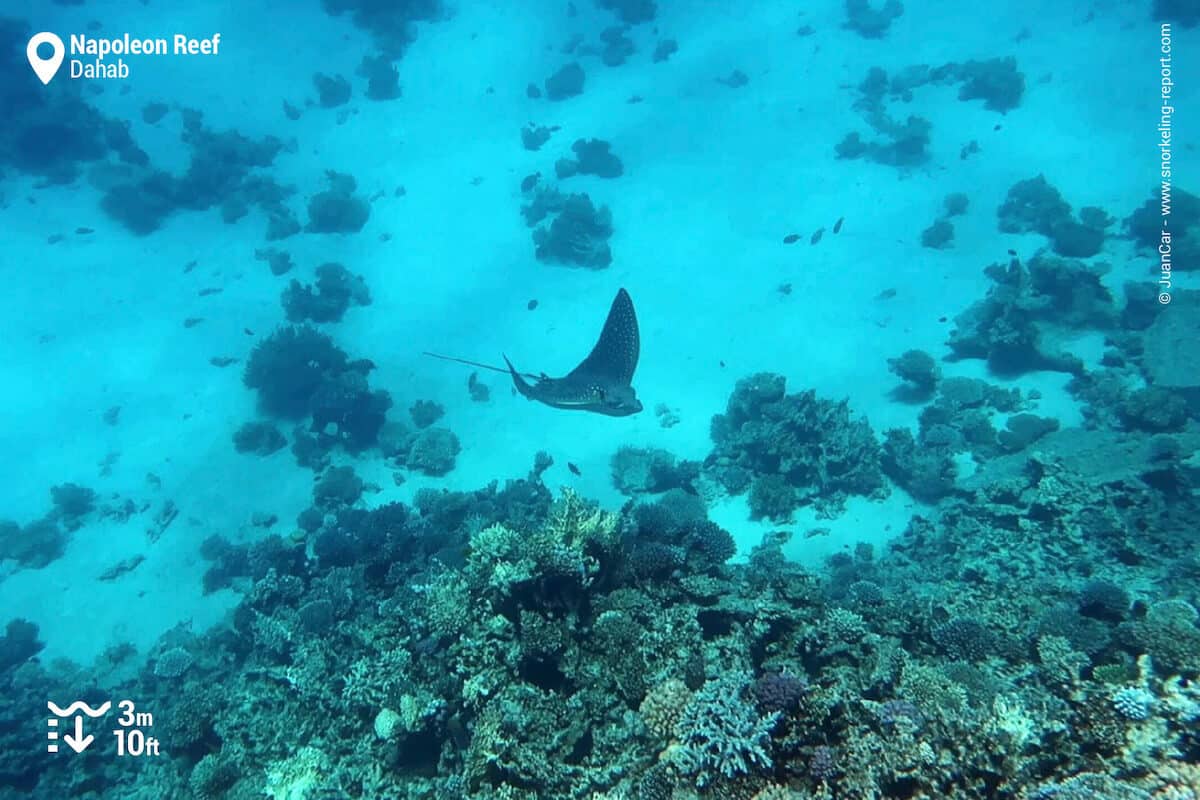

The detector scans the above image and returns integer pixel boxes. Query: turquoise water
[1,1,1197,798]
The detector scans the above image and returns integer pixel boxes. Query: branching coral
[669,671,780,787]
[464,490,619,615]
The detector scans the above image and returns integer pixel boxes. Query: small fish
[833,217,844,234]
[76,227,94,235]
[777,283,792,295]
[198,287,222,297]
[468,371,490,402]
[520,172,540,192]
[1007,249,1017,256]
[810,228,824,245]
[719,360,726,368]
[938,316,948,323]
[875,288,897,300]
[567,462,581,476]
[783,233,800,244]
[527,299,538,310]
[804,527,831,539]
[244,328,255,336]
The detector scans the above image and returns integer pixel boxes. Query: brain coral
[639,678,690,740]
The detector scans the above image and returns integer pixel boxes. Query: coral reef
[401,427,462,476]
[1128,186,1198,270]
[233,421,288,456]
[312,72,351,107]
[944,192,969,216]
[598,26,636,66]
[545,62,586,101]
[670,671,780,787]
[8,429,1199,799]
[255,247,295,276]
[653,38,678,62]
[359,53,403,100]
[305,170,371,233]
[997,175,1109,257]
[555,138,624,179]
[50,483,96,530]
[921,218,955,249]
[610,446,699,495]
[319,0,443,57]
[944,56,1025,112]
[597,0,656,24]
[0,619,44,672]
[243,325,350,418]
[0,517,68,570]
[530,192,614,269]
[946,255,1116,376]
[882,376,1025,501]
[242,325,392,459]
[1139,288,1200,408]
[997,413,1059,452]
[409,400,445,429]
[840,57,1022,171]
[521,123,558,151]
[887,348,941,401]
[0,18,147,188]
[281,262,372,324]
[844,0,904,39]
[706,373,886,518]
[100,118,292,237]
[309,368,394,453]
[835,114,931,167]
[7,14,1198,795]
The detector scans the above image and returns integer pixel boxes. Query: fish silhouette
[424,288,642,417]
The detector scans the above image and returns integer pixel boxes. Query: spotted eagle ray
[424,288,642,417]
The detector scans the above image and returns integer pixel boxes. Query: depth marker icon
[27,32,65,84]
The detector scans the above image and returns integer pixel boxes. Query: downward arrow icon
[63,716,93,754]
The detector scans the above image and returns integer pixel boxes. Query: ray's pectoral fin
[566,287,640,386]
[559,287,643,416]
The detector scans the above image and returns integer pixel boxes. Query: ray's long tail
[423,351,539,380]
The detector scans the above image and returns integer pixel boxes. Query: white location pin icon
[27,32,65,85]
